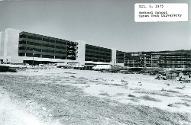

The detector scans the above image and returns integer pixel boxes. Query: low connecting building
[124,51,191,68]
[0,28,191,68]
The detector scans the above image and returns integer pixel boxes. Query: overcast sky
[0,0,190,52]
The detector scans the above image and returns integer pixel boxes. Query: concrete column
[112,48,116,65]
[75,40,86,67]
[0,32,3,59]
[3,28,21,63]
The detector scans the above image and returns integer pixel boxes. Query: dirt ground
[0,68,191,125]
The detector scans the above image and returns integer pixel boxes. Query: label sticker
[135,3,188,22]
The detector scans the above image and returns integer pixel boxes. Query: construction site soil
[0,68,190,125]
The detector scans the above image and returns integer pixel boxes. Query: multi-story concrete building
[158,52,191,68]
[124,51,191,68]
[116,50,125,64]
[124,52,143,67]
[18,31,78,64]
[0,28,79,65]
[85,44,112,63]
[0,28,190,68]
[0,28,124,66]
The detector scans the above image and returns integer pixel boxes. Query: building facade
[0,28,121,66]
[124,52,143,67]
[116,50,125,63]
[0,28,190,68]
[124,51,191,68]
[85,44,112,64]
[18,31,78,64]
[158,53,191,68]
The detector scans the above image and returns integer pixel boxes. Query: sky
[0,0,190,52]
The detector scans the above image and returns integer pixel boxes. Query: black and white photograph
[0,0,191,125]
